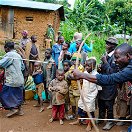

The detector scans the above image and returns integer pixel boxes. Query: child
[29,35,39,74]
[70,57,101,132]
[62,60,71,119]
[52,36,64,68]
[32,62,44,112]
[58,42,71,69]
[49,69,68,125]
[42,48,56,109]
[66,53,84,119]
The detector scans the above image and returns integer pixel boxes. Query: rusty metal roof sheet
[0,0,65,20]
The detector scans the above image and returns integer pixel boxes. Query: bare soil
[0,100,129,132]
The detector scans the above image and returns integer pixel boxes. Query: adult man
[0,41,25,117]
[97,37,119,130]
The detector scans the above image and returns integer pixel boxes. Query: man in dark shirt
[97,37,119,130]
[72,43,132,87]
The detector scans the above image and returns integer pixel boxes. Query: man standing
[97,37,119,130]
[0,41,25,117]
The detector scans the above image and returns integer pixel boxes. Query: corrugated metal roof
[0,0,65,20]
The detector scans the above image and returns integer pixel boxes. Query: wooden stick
[75,33,99,132]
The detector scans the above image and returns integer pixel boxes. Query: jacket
[48,78,68,105]
[0,50,25,87]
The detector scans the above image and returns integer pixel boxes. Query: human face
[45,50,51,59]
[106,42,116,53]
[72,59,80,66]
[76,42,81,50]
[85,61,94,73]
[59,37,64,44]
[34,63,40,71]
[62,43,68,50]
[22,33,27,38]
[63,62,70,72]
[4,47,9,53]
[56,71,64,81]
[114,49,130,68]
[32,36,37,43]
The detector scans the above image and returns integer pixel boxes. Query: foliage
[32,0,58,3]
[65,0,98,32]
[0,50,5,58]
[105,0,132,34]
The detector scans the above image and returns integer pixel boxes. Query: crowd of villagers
[0,30,131,132]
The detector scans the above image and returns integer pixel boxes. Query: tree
[66,0,98,32]
[105,0,132,34]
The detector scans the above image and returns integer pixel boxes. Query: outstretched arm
[72,69,97,83]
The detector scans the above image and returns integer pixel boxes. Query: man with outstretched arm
[72,43,132,84]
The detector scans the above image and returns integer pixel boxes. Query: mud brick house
[0,0,64,48]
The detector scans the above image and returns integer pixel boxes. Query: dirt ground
[0,100,129,132]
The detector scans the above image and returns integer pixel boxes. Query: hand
[101,55,108,64]
[56,86,61,91]
[72,69,82,80]
[97,64,102,73]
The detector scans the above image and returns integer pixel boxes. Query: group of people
[0,30,131,132]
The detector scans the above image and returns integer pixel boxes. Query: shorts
[36,83,44,97]
[78,107,87,117]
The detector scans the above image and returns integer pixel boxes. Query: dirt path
[0,100,128,132]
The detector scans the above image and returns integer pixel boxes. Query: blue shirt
[96,59,132,86]
[68,42,93,54]
[33,73,44,85]
[52,43,62,66]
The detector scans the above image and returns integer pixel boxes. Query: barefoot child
[63,60,71,119]
[32,62,44,112]
[49,69,68,125]
[66,53,84,119]
[70,57,101,132]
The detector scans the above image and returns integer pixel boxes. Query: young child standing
[49,69,68,125]
[62,60,71,119]
[29,35,39,74]
[42,48,56,109]
[32,62,44,112]
[58,42,71,69]
[70,57,101,132]
[66,53,84,119]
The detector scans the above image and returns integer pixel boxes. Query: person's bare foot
[69,120,79,125]
[33,104,40,107]
[49,118,54,123]
[60,119,64,125]
[47,105,52,109]
[86,125,92,132]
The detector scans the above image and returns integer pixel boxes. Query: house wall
[13,8,61,49]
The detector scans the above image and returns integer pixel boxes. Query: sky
[68,0,105,10]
